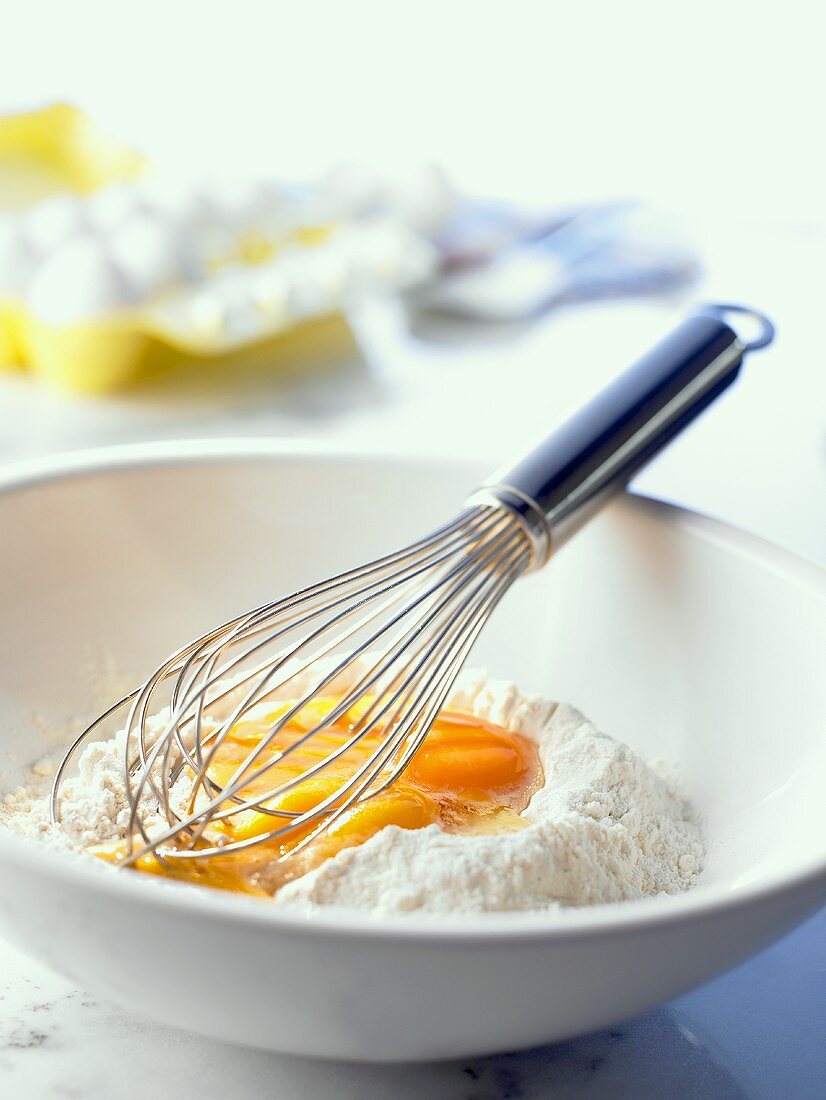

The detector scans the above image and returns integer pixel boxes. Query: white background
[2,0,824,564]
[0,7,825,1096]
[0,0,824,561]
[3,0,825,226]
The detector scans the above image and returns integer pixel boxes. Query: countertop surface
[0,219,824,1098]
[1,909,824,1099]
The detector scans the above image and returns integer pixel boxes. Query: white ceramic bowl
[0,441,824,1062]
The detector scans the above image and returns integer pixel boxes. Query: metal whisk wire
[128,503,528,863]
[49,306,774,871]
[52,502,531,865]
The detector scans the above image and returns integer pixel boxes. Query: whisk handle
[480,304,775,565]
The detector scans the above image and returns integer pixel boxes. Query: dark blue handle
[487,313,748,551]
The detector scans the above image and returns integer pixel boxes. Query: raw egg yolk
[96,696,542,895]
[405,714,533,798]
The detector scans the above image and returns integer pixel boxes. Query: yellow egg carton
[11,308,356,394]
[0,102,146,208]
[0,104,437,393]
[0,102,144,377]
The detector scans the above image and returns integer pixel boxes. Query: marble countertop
[1,219,824,1097]
[2,911,824,1099]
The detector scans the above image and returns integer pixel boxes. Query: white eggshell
[284,276,324,319]
[195,179,281,233]
[294,248,348,315]
[254,180,294,228]
[107,212,187,297]
[0,217,38,296]
[174,289,224,334]
[221,298,261,338]
[323,221,436,296]
[382,228,439,287]
[83,182,145,231]
[312,252,348,302]
[27,233,138,323]
[324,223,394,290]
[205,271,262,337]
[138,175,201,225]
[318,161,383,218]
[19,194,85,255]
[250,266,290,315]
[131,177,293,266]
[181,192,237,265]
[382,163,457,236]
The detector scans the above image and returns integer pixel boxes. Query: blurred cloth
[314,161,699,321]
[413,197,699,321]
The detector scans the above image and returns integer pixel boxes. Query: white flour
[0,668,703,914]
[0,720,204,851]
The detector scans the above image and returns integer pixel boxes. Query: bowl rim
[0,437,824,945]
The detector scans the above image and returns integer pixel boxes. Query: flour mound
[0,714,200,850]
[274,700,703,914]
[1,668,703,914]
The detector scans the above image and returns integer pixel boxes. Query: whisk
[51,303,774,867]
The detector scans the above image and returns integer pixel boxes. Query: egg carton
[0,172,441,391]
[0,102,146,204]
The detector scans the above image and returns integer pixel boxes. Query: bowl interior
[1,448,824,902]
